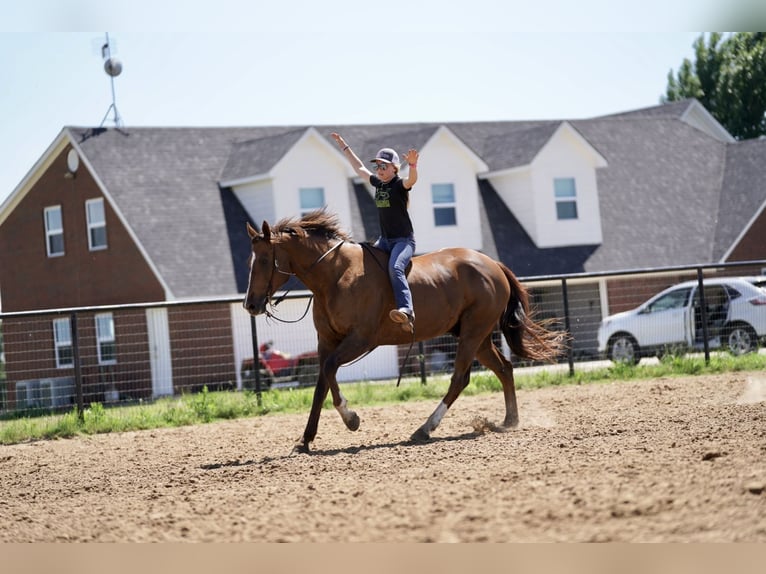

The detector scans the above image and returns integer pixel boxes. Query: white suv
[598,277,766,364]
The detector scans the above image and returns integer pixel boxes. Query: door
[146,308,173,397]
[634,286,692,347]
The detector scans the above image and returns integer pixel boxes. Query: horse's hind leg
[475,335,518,427]
[411,336,477,442]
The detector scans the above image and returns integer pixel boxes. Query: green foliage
[664,32,766,140]
[1,352,764,445]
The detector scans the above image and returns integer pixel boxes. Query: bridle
[258,235,345,323]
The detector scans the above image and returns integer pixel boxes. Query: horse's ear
[246,222,258,239]
[261,221,272,243]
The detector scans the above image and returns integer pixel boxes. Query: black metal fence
[1,259,764,417]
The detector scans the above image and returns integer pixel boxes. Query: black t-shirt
[370,174,413,239]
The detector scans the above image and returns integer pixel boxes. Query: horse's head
[243,220,293,315]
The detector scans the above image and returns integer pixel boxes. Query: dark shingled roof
[61,98,766,297]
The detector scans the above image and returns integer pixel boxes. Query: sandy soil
[1,372,764,542]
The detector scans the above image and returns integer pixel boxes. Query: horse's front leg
[294,336,369,453]
[326,335,373,432]
[294,374,330,454]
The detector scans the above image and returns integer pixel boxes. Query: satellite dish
[104,57,122,77]
[66,149,79,174]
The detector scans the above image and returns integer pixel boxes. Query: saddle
[360,242,414,275]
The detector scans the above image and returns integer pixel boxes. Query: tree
[663,32,766,140]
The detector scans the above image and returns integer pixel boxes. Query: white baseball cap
[370,148,400,166]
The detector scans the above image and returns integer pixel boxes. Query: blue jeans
[374,235,415,313]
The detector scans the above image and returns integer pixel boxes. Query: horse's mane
[273,209,352,242]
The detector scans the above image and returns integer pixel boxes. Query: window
[86,198,107,250]
[554,178,578,220]
[53,317,73,368]
[299,187,325,216]
[44,206,65,257]
[432,183,457,226]
[95,313,116,364]
[646,288,692,313]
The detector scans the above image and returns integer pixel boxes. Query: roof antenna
[99,33,123,128]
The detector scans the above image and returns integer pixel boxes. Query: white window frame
[86,198,108,251]
[44,205,65,257]
[554,178,578,220]
[431,183,457,227]
[53,317,74,369]
[95,313,116,365]
[299,187,326,216]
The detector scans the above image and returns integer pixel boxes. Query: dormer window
[432,183,457,226]
[554,178,578,220]
[299,187,326,216]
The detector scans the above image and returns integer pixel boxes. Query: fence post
[561,278,575,377]
[696,269,711,365]
[418,341,427,385]
[249,315,263,406]
[71,312,84,421]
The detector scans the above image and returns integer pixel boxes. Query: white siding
[487,168,538,243]
[531,127,603,247]
[233,179,276,224]
[408,129,484,253]
[271,134,353,232]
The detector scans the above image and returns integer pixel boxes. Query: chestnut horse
[244,210,565,453]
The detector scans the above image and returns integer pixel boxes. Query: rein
[265,239,345,323]
[263,237,416,383]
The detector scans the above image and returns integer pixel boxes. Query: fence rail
[2,259,764,416]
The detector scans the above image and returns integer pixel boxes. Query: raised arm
[331,133,373,182]
[402,148,419,189]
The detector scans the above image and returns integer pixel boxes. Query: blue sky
[1,1,759,205]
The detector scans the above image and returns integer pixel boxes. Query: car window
[646,287,692,312]
[724,285,742,300]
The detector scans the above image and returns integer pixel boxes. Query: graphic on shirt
[376,189,391,208]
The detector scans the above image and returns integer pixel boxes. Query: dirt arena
[1,372,764,542]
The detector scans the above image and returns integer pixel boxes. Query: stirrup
[389,308,414,332]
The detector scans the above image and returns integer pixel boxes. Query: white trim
[428,126,489,173]
[52,316,74,369]
[66,131,175,300]
[680,100,736,143]
[85,197,108,251]
[0,130,70,226]
[478,164,532,179]
[598,278,610,319]
[95,312,117,365]
[219,172,272,188]
[43,204,65,257]
[720,198,766,262]
[542,122,608,168]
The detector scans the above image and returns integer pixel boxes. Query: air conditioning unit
[38,377,75,408]
[15,377,75,410]
[15,380,40,409]
[15,380,31,409]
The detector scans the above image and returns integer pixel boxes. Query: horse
[243,209,565,453]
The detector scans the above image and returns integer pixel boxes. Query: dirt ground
[1,372,764,542]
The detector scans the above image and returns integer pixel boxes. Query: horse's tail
[498,262,568,363]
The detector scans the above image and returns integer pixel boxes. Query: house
[1,98,764,406]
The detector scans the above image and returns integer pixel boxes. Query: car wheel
[294,364,318,386]
[608,334,640,365]
[726,323,757,356]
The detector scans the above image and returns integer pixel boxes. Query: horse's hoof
[503,417,519,429]
[410,427,431,443]
[345,412,360,431]
[292,439,311,455]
